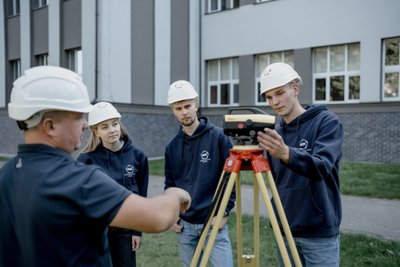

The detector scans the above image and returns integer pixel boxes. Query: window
[208,0,239,13]
[313,43,360,103]
[32,0,48,9]
[382,37,400,101]
[35,54,48,66]
[66,48,82,76]
[207,57,239,106]
[7,0,20,16]
[10,59,21,82]
[255,50,294,104]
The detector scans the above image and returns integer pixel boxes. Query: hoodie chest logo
[299,139,309,150]
[124,164,137,177]
[200,150,211,163]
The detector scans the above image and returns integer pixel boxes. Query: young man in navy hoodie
[164,80,235,267]
[257,63,344,267]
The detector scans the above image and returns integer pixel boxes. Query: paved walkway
[147,175,400,241]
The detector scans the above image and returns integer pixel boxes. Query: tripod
[190,145,302,267]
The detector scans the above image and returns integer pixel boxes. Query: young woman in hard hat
[78,102,149,267]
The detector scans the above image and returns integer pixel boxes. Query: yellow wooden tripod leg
[265,171,302,267]
[235,173,244,267]
[254,172,292,267]
[198,171,237,267]
[190,170,228,267]
[253,175,260,267]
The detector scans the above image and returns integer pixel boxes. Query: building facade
[0,0,399,163]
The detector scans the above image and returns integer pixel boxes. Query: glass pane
[68,51,76,71]
[348,43,360,71]
[270,52,282,63]
[233,83,239,103]
[8,0,13,15]
[385,38,400,66]
[330,45,345,72]
[330,76,344,101]
[222,0,227,10]
[16,0,20,13]
[283,51,294,66]
[221,84,230,104]
[349,76,360,100]
[315,78,326,100]
[257,82,266,102]
[232,58,239,79]
[256,54,268,76]
[314,47,328,73]
[210,0,218,11]
[220,59,230,80]
[210,85,218,104]
[384,72,399,97]
[208,60,218,81]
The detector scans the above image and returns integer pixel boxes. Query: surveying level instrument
[190,108,302,267]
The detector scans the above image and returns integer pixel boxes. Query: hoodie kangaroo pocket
[278,186,323,230]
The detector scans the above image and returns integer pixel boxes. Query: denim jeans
[177,219,233,267]
[108,227,136,267]
[277,235,340,267]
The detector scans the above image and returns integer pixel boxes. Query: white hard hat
[167,80,198,104]
[259,62,302,95]
[88,102,121,126]
[8,66,93,123]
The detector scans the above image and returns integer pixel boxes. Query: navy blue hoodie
[269,105,343,238]
[164,117,235,224]
[77,136,149,236]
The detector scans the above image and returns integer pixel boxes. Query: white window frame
[207,58,239,107]
[33,0,48,9]
[255,50,294,105]
[66,48,82,76]
[382,37,400,102]
[35,53,48,66]
[207,0,238,13]
[312,43,360,104]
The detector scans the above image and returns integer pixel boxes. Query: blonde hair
[80,119,130,153]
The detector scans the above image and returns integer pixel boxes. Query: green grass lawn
[137,214,400,267]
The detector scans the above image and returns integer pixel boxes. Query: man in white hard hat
[164,80,235,267]
[0,66,191,267]
[257,62,343,267]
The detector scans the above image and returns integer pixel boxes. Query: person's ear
[292,84,300,96]
[42,118,57,136]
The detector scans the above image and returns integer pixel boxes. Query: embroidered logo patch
[124,164,136,177]
[299,139,309,150]
[200,150,211,163]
